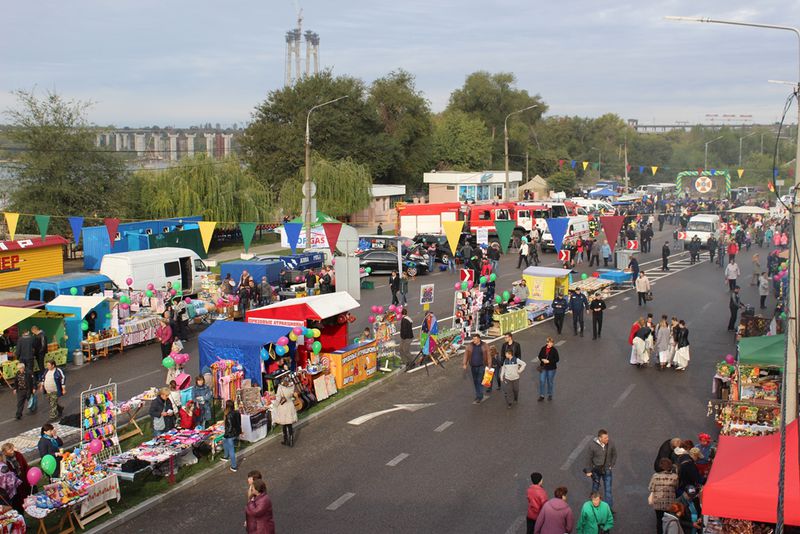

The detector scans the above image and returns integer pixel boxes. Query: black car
[413,233,472,264]
[357,249,428,277]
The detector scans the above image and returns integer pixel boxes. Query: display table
[80,336,122,360]
[570,277,613,295]
[0,509,25,534]
[597,269,631,285]
[25,498,82,534]
[74,475,120,529]
[119,315,160,348]
[493,308,528,334]
[241,411,270,443]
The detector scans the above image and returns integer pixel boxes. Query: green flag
[34,214,50,240]
[239,222,257,252]
[495,220,516,254]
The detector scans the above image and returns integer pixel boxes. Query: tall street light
[703,135,723,169]
[590,147,602,175]
[665,15,800,532]
[304,95,348,246]
[504,105,539,201]
[738,131,758,166]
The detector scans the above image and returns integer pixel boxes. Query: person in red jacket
[245,479,275,534]
[727,240,739,263]
[178,400,200,429]
[526,472,548,534]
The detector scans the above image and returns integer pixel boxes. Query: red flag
[104,218,121,244]
[697,168,703,175]
[768,181,775,193]
[600,216,625,253]
[321,222,342,255]
[558,159,565,169]
[625,164,631,174]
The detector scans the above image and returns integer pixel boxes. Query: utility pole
[525,150,529,182]
[504,105,538,201]
[623,132,629,192]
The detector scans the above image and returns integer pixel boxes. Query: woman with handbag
[649,458,679,534]
[273,376,299,447]
[575,491,613,534]
[148,388,176,437]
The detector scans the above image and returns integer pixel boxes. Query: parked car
[412,233,471,264]
[99,247,210,295]
[356,249,428,277]
[26,273,118,303]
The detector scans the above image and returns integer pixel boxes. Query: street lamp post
[590,147,602,175]
[703,135,724,169]
[504,105,539,201]
[738,131,758,166]
[665,15,800,532]
[304,95,348,247]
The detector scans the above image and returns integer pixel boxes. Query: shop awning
[738,334,785,368]
[248,293,359,322]
[522,266,572,278]
[0,306,39,332]
[703,420,800,525]
[46,295,108,319]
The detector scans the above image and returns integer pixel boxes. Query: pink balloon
[377,306,384,314]
[125,278,134,287]
[331,258,336,265]
[184,297,192,304]
[725,354,735,364]
[454,282,461,290]
[359,267,365,273]
[467,281,474,289]
[368,315,376,323]
[774,275,781,281]
[169,289,177,296]
[371,305,378,313]
[146,283,155,291]
[89,439,103,455]
[27,467,42,486]
[292,326,303,336]
[277,336,289,346]
[388,305,396,312]
[216,299,225,307]
[121,303,129,310]
[395,306,403,314]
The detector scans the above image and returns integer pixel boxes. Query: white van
[99,247,210,294]
[540,216,591,252]
[683,214,720,248]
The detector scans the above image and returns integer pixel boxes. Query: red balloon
[592,272,600,278]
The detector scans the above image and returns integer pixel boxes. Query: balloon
[359,268,365,273]
[119,295,129,304]
[302,328,311,337]
[69,287,78,296]
[295,276,301,282]
[388,304,396,312]
[461,281,468,290]
[169,289,177,296]
[288,332,297,341]
[292,326,303,336]
[365,267,372,274]
[454,282,461,290]
[495,295,502,304]
[332,258,336,265]
[27,467,42,486]
[725,354,735,364]
[145,290,154,298]
[513,297,521,303]
[502,290,510,301]
[41,455,57,476]
[312,341,322,354]
[774,275,781,281]
[489,273,497,282]
[592,272,600,278]
[276,337,289,346]
[81,320,89,331]
[147,283,155,290]
[467,281,474,289]
[121,303,129,310]
[176,290,183,297]
[354,337,360,343]
[184,297,192,304]
[125,278,134,287]
[337,315,346,324]
[89,439,103,455]
[781,312,787,320]
[368,315,376,323]
[275,344,287,356]
[479,276,487,285]
[348,315,356,323]
[371,305,379,313]
[173,281,181,290]
[581,273,588,280]
[162,357,175,369]
[312,328,321,338]
[396,306,403,314]
[105,313,111,319]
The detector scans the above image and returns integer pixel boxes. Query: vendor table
[73,475,120,529]
[0,509,25,534]
[80,336,122,360]
[492,308,528,334]
[25,497,83,534]
[597,269,631,286]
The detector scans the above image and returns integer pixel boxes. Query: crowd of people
[627,314,691,371]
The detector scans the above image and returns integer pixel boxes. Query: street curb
[86,368,402,533]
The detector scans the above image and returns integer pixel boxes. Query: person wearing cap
[677,485,703,534]
[526,472,547,534]
[695,433,716,482]
[568,287,589,337]
[462,333,490,404]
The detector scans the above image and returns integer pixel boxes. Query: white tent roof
[728,206,770,215]
[47,295,108,319]
[249,292,359,320]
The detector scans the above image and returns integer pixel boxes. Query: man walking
[589,239,600,267]
[661,241,671,271]
[526,473,548,534]
[487,242,500,275]
[500,347,526,407]
[41,359,66,421]
[758,272,770,309]
[388,271,400,306]
[728,286,744,332]
[584,429,617,511]
[462,334,490,404]
[517,239,530,269]
[31,325,48,381]
[551,292,568,335]
[12,362,34,420]
[14,328,35,370]
[725,259,740,291]
[569,288,589,337]
[635,271,651,306]
[399,309,414,370]
[589,293,606,339]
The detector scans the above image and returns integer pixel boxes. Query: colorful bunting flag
[599,216,625,253]
[651,166,658,176]
[638,166,644,174]
[197,221,217,253]
[737,168,744,179]
[570,160,577,169]
[545,218,570,254]
[34,214,50,240]
[67,216,84,245]
[283,222,303,254]
[582,161,589,171]
[239,222,257,253]
[710,169,716,176]
[4,212,19,241]
[625,164,631,174]
[558,159,565,169]
[494,220,516,254]
[103,218,120,244]
[442,220,465,256]
[768,181,775,193]
[321,222,343,255]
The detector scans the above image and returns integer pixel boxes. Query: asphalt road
[107,232,774,533]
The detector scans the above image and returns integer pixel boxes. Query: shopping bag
[27,393,38,413]
[481,368,495,388]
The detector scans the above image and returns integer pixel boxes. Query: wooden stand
[116,405,144,441]
[72,502,111,530]
[34,504,78,534]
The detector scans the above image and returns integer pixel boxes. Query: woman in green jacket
[576,492,614,534]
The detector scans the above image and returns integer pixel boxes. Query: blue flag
[546,217,570,254]
[68,216,84,245]
[710,169,716,175]
[638,166,644,174]
[284,222,303,254]
[570,160,577,169]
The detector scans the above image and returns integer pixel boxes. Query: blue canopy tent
[198,321,291,387]
[588,188,618,198]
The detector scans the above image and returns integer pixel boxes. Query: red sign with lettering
[0,254,20,274]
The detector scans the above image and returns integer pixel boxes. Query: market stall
[521,267,571,321]
[0,306,72,380]
[46,295,113,359]
[324,340,378,390]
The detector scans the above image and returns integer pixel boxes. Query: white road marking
[555,340,566,347]
[326,492,356,511]
[386,453,409,466]
[347,403,435,426]
[612,384,636,408]
[701,302,712,311]
[406,362,436,374]
[560,435,593,471]
[623,296,631,301]
[434,421,453,432]
[118,369,162,386]
[504,515,526,534]
[608,305,617,310]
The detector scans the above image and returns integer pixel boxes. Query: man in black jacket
[589,294,606,340]
[399,309,414,370]
[661,241,671,271]
[389,271,400,305]
[551,293,568,334]
[31,325,48,381]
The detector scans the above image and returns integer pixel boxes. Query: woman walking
[534,486,575,534]
[655,316,672,370]
[222,400,242,472]
[273,376,299,447]
[673,320,690,371]
[245,479,276,534]
[649,458,679,534]
[575,492,613,534]
[537,338,559,402]
[389,271,400,306]
[156,318,173,361]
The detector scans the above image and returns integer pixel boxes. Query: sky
[2,0,800,127]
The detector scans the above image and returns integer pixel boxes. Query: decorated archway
[675,170,731,198]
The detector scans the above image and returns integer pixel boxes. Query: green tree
[240,71,391,193]
[278,156,373,219]
[133,154,273,224]
[431,110,492,170]
[3,90,128,232]
[368,70,433,190]
[546,168,577,192]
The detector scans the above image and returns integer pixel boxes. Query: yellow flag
[737,168,744,179]
[442,220,465,256]
[4,213,19,241]
[651,166,658,176]
[197,221,217,252]
[582,161,589,171]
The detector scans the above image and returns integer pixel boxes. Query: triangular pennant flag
[34,215,50,240]
[283,222,303,254]
[558,159,565,169]
[321,222,343,255]
[545,217,570,254]
[651,166,658,176]
[599,215,625,253]
[239,222,257,253]
[790,168,795,177]
[570,160,577,169]
[582,161,589,171]
[103,218,120,244]
[67,216,84,245]
[625,164,631,174]
[737,168,744,179]
[697,168,703,175]
[4,212,19,241]
[197,221,217,253]
[592,162,599,171]
[710,169,716,176]
[773,168,779,178]
[638,166,644,174]
[495,220,516,254]
[442,220,465,256]
[768,181,775,193]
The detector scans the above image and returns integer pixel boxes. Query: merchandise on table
[80,384,121,460]
[105,424,224,473]
[0,509,24,533]
[211,360,244,402]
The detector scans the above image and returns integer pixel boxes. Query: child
[178,400,200,429]
[499,348,526,408]
[168,380,182,410]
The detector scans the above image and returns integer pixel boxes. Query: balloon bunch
[774,261,789,282]
[172,353,190,365]
[494,290,514,304]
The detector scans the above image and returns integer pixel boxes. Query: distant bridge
[94,128,237,160]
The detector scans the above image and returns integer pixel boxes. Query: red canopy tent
[703,420,800,525]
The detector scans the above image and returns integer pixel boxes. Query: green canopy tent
[738,334,785,368]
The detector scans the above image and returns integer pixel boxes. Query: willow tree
[278,156,372,219]
[135,154,273,224]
